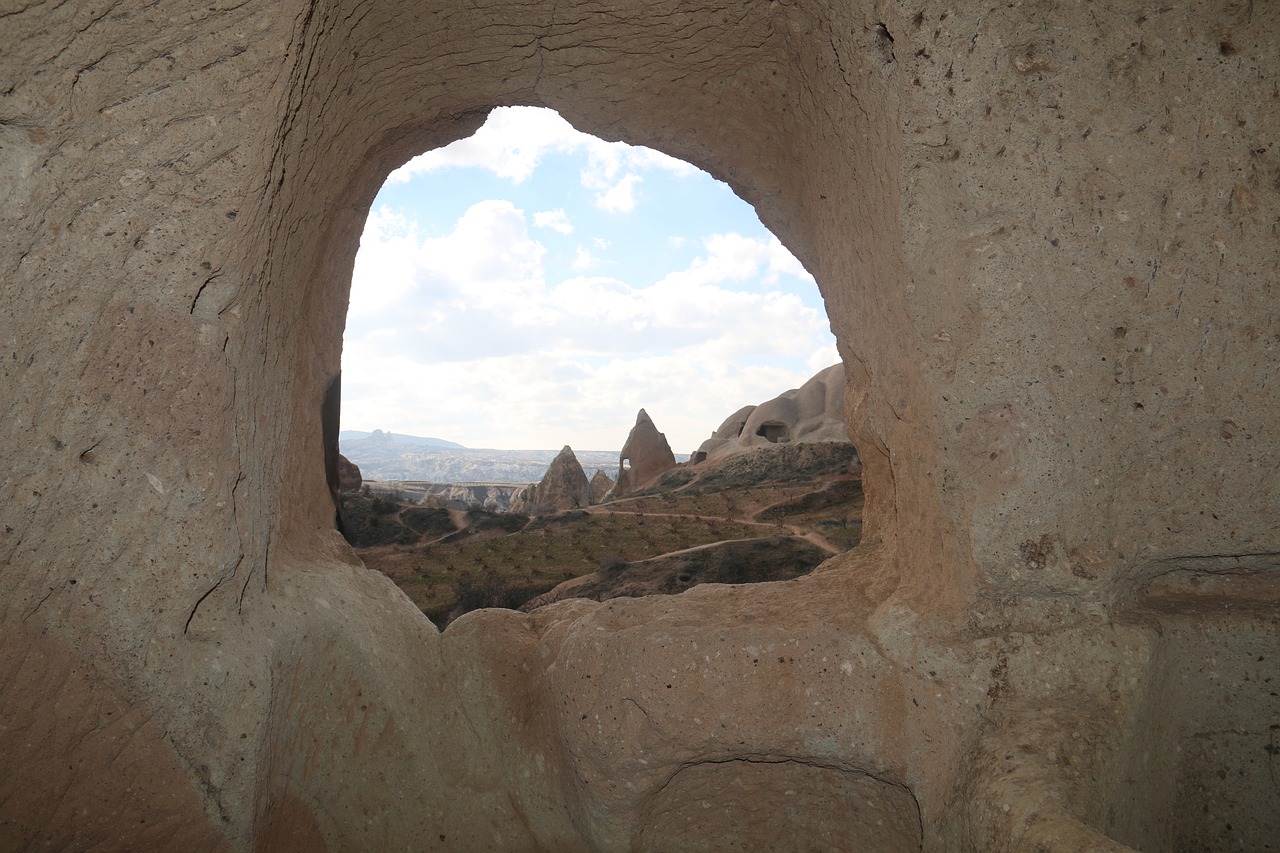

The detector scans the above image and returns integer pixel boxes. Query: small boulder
[337,454,363,492]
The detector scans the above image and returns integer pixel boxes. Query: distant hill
[339,429,465,449]
[340,429,632,483]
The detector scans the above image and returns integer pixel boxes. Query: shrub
[401,506,456,537]
[370,496,399,516]
[438,571,561,629]
[451,571,508,614]
[337,493,418,547]
[599,555,628,574]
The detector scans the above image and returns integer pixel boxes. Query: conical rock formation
[609,409,677,499]
[512,445,591,516]
[589,469,615,504]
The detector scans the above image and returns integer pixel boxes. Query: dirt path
[790,529,841,555]
[586,500,846,556]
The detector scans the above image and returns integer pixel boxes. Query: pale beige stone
[510,445,591,515]
[607,408,678,499]
[1,0,1277,850]
[695,363,851,463]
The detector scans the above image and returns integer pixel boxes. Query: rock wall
[695,363,851,463]
[1,1,1277,851]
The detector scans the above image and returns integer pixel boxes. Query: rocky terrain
[344,388,863,626]
[345,440,862,628]
[608,408,679,498]
[694,363,849,464]
[510,445,593,515]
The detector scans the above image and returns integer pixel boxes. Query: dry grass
[352,442,864,628]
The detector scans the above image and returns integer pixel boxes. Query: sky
[341,106,838,453]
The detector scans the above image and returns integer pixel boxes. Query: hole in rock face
[638,759,921,851]
[333,107,855,628]
[755,421,792,443]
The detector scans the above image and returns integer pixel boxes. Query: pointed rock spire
[610,409,677,499]
[513,444,591,516]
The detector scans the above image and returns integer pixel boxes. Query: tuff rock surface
[695,363,851,464]
[510,445,591,515]
[607,408,679,499]
[589,469,615,504]
[336,453,362,492]
[1,0,1277,851]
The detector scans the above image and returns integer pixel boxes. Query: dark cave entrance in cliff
[334,106,854,630]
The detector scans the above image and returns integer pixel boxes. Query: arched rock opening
[756,421,793,443]
[2,1,1277,851]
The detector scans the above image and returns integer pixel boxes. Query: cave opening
[755,422,792,444]
[333,106,855,629]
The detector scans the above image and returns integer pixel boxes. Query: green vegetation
[400,506,455,537]
[337,493,419,547]
[555,536,831,603]
[754,479,864,551]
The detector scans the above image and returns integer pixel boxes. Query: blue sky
[342,107,838,453]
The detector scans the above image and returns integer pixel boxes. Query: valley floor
[342,443,863,628]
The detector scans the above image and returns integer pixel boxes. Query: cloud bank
[344,107,838,452]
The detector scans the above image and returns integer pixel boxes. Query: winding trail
[585,481,856,557]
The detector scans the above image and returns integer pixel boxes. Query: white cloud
[386,108,582,183]
[595,173,641,212]
[533,208,573,234]
[806,344,840,373]
[344,202,835,451]
[765,235,813,282]
[625,146,699,177]
[345,107,837,452]
[347,207,423,320]
[571,247,597,271]
[653,232,817,295]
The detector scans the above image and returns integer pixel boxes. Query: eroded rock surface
[608,408,678,499]
[1,0,1277,850]
[588,469,615,504]
[336,454,362,492]
[695,363,851,464]
[511,445,591,515]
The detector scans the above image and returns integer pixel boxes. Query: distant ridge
[338,430,637,483]
[339,429,466,449]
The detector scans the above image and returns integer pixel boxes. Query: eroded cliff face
[695,363,851,463]
[1,1,1276,850]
